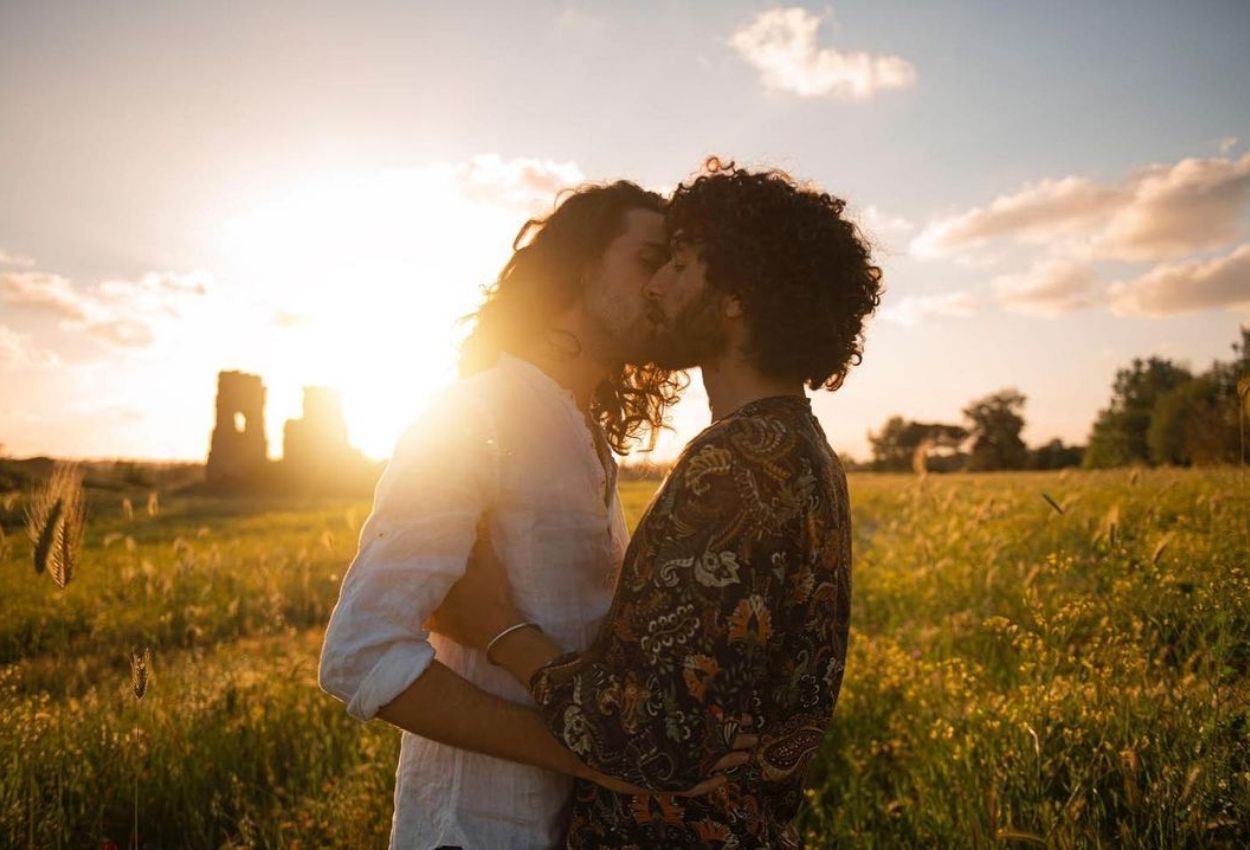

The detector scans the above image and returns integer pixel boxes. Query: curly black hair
[666,157,883,391]
[460,180,684,454]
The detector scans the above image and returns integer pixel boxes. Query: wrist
[491,626,564,688]
[485,621,541,665]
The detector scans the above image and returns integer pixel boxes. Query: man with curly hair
[319,181,749,850]
[431,158,883,848]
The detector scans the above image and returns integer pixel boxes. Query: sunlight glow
[217,164,571,458]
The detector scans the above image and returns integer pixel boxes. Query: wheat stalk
[27,494,64,576]
[130,646,151,699]
[25,463,86,586]
[53,472,85,589]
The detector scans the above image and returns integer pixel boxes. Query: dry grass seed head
[130,646,151,699]
[25,463,85,586]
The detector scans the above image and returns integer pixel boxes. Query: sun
[217,166,532,459]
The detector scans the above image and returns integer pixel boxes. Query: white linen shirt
[318,354,629,850]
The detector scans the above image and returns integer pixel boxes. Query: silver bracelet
[485,621,542,666]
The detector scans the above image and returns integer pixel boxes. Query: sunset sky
[2,1,1249,464]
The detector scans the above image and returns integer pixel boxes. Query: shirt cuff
[346,640,437,721]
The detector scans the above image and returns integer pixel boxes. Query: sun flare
[217,165,562,459]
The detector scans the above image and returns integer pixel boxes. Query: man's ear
[723,294,744,319]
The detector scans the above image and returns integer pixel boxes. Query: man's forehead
[618,208,667,247]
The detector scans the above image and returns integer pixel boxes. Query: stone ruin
[205,370,378,494]
[281,386,369,490]
[206,370,268,488]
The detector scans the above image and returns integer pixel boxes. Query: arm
[512,431,799,792]
[316,390,577,773]
[374,660,583,777]
[319,393,742,792]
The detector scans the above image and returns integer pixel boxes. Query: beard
[643,287,728,370]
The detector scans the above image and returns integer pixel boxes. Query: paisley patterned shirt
[530,395,852,849]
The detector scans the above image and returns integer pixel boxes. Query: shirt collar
[497,352,581,413]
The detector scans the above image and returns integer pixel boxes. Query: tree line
[864,326,1249,473]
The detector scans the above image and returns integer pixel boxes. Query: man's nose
[643,265,668,300]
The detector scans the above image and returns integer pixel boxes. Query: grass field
[1,470,1247,848]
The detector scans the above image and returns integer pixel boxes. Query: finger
[710,751,751,773]
[731,733,760,751]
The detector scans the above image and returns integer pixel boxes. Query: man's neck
[516,345,612,414]
[700,350,805,422]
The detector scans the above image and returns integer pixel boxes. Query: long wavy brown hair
[459,181,685,454]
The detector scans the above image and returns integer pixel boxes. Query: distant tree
[1148,326,1250,466]
[868,417,967,472]
[1026,439,1084,470]
[1083,357,1193,468]
[963,389,1028,471]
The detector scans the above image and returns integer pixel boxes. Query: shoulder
[683,401,818,474]
[672,406,814,510]
[388,375,500,469]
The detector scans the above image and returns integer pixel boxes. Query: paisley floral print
[529,396,852,849]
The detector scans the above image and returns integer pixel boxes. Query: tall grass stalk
[24,463,85,588]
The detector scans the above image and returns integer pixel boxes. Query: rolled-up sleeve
[318,387,498,721]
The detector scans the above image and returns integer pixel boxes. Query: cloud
[1097,153,1250,261]
[993,258,1100,317]
[1108,242,1250,316]
[86,319,156,348]
[0,324,59,369]
[0,268,212,347]
[0,272,93,320]
[1218,136,1239,155]
[912,152,1250,262]
[454,155,586,210]
[96,270,213,318]
[729,7,916,99]
[911,177,1124,257]
[855,204,914,236]
[0,248,35,268]
[880,291,978,326]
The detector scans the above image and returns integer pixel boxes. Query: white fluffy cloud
[730,7,915,99]
[911,177,1124,257]
[1097,154,1250,261]
[0,324,59,369]
[0,272,93,320]
[452,154,585,210]
[993,258,1100,317]
[1109,243,1250,317]
[880,291,978,326]
[0,268,213,348]
[855,204,914,235]
[912,152,1250,263]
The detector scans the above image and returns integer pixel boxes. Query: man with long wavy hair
[430,158,883,848]
[319,181,748,849]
